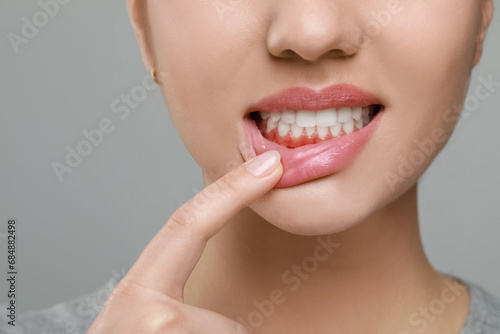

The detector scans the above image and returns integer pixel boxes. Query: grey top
[1,276,499,333]
[458,279,500,334]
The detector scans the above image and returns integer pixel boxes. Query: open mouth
[250,105,382,148]
[243,84,383,187]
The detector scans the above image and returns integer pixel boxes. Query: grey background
[0,0,499,312]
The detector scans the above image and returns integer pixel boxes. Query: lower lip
[244,112,382,188]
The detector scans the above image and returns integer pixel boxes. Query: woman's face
[130,0,493,235]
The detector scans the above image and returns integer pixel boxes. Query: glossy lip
[243,84,383,188]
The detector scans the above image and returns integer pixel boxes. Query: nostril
[266,4,361,63]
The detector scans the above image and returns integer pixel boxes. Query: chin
[247,171,389,236]
[246,135,430,236]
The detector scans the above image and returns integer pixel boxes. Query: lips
[243,84,383,188]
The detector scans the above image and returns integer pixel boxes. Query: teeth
[278,119,290,137]
[267,118,278,132]
[260,106,375,139]
[330,123,342,137]
[296,110,316,127]
[317,126,329,139]
[343,119,354,134]
[316,109,338,127]
[355,118,364,130]
[281,110,296,124]
[352,107,362,121]
[270,112,281,122]
[305,126,315,137]
[362,106,370,123]
[337,107,352,123]
[291,123,304,138]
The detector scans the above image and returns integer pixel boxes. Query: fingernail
[246,150,281,177]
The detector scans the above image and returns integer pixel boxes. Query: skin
[89,0,494,333]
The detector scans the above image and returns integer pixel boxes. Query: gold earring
[151,67,160,85]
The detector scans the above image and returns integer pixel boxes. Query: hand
[87,150,283,333]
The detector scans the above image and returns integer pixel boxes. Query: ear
[473,0,494,67]
[127,0,155,69]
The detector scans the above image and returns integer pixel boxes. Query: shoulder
[458,277,500,334]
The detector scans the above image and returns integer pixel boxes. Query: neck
[184,184,469,333]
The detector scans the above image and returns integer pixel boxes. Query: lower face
[147,0,481,235]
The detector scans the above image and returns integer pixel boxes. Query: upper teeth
[260,107,370,138]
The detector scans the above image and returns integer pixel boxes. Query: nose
[267,1,361,62]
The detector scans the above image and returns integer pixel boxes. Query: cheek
[376,1,477,110]
[353,1,480,207]
[366,1,479,183]
[147,2,262,180]
[375,0,478,110]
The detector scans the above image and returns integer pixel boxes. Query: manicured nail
[246,150,281,177]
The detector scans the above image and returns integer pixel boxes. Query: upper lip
[248,84,382,113]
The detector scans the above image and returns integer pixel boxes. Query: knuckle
[216,173,241,197]
[108,284,188,333]
[163,169,245,241]
[89,278,190,333]
[142,304,186,333]
[166,207,197,236]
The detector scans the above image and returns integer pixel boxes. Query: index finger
[122,150,283,300]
